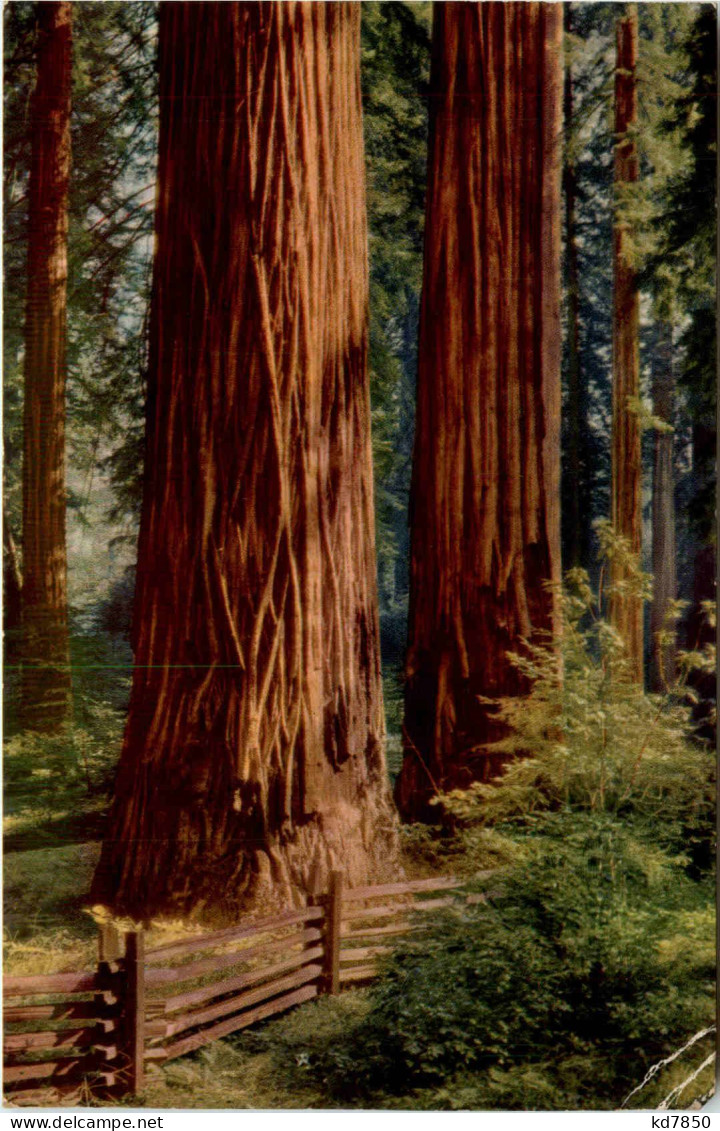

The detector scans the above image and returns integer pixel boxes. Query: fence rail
[3,966,121,1102]
[4,872,477,1104]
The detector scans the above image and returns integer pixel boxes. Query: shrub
[314,813,714,1108]
[436,561,714,871]
[311,559,715,1110]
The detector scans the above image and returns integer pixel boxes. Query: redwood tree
[92,1,398,923]
[395,2,563,820]
[650,319,676,690]
[609,6,643,683]
[561,2,593,572]
[20,0,72,731]
[563,4,583,570]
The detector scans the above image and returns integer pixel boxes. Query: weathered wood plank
[150,983,319,1063]
[341,922,413,941]
[4,971,99,995]
[145,907,324,963]
[3,1057,98,1086]
[4,1001,116,1025]
[339,966,377,984]
[4,1025,107,1053]
[409,896,456,912]
[146,927,322,987]
[157,944,324,1015]
[149,963,323,1042]
[339,945,391,962]
[344,876,460,901]
[341,903,403,924]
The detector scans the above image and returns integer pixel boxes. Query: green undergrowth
[4,842,100,967]
[132,993,373,1110]
[303,816,714,1110]
[4,702,123,854]
[293,561,716,1111]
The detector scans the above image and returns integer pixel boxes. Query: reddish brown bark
[395,3,563,821]
[563,3,586,570]
[20,1,72,731]
[610,7,643,684]
[650,320,676,690]
[92,2,398,924]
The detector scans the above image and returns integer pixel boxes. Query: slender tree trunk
[395,2,563,821]
[92,2,399,924]
[4,514,23,640]
[564,4,583,570]
[562,3,593,573]
[650,319,676,690]
[20,1,72,731]
[610,6,643,684]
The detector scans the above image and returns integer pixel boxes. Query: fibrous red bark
[395,2,563,821]
[92,1,399,923]
[20,0,72,731]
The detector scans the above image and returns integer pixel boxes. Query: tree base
[91,797,401,927]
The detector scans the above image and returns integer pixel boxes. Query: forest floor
[2,832,408,1110]
[2,721,430,1111]
[3,687,715,1111]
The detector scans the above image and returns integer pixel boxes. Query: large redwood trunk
[20,1,72,732]
[92,2,398,924]
[650,319,676,690]
[610,6,643,684]
[395,2,563,821]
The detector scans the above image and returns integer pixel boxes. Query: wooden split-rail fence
[4,873,480,1105]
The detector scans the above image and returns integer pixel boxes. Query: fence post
[324,870,343,995]
[94,923,123,1092]
[98,923,121,964]
[124,930,145,1094]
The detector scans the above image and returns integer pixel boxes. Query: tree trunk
[609,6,643,684]
[650,319,676,690]
[20,1,72,731]
[395,2,563,821]
[92,1,399,924]
[4,514,23,640]
[562,3,589,571]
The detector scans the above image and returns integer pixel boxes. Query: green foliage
[361,3,430,624]
[437,555,714,871]
[3,693,124,852]
[655,5,716,549]
[311,815,713,1109]
[3,1,156,559]
[306,562,714,1109]
[560,4,615,570]
[4,843,101,948]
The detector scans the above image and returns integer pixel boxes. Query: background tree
[92,1,399,923]
[20,0,73,731]
[4,2,157,728]
[649,318,675,688]
[561,4,616,575]
[609,4,643,684]
[395,1,564,821]
[359,2,431,767]
[655,4,716,727]
[562,4,586,571]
